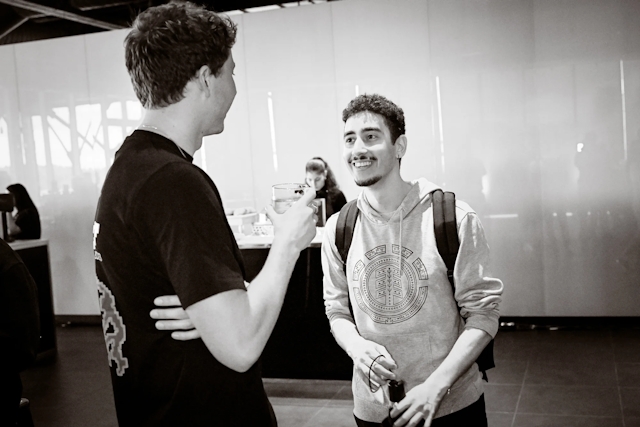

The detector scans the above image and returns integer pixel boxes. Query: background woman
[305,157,347,220]
[7,184,41,240]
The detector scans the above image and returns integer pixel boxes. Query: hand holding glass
[272,183,310,213]
[266,184,317,253]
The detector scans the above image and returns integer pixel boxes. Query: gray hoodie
[322,178,503,422]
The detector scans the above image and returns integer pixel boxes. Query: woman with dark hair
[305,157,347,220]
[6,184,41,240]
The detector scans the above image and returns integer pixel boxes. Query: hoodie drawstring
[398,208,403,279]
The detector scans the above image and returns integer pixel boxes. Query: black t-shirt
[12,208,41,240]
[94,130,274,427]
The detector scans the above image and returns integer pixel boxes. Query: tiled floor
[20,324,640,427]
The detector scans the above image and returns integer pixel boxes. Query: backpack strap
[433,189,458,287]
[335,200,359,318]
[336,200,359,274]
[433,189,494,380]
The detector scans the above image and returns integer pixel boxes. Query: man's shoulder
[454,199,476,216]
[324,212,339,236]
[110,134,188,177]
[104,137,204,198]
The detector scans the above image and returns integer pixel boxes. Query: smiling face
[343,111,401,187]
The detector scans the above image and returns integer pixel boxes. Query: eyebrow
[343,126,384,138]
[361,127,383,133]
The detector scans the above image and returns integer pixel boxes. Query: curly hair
[305,157,341,196]
[125,2,237,109]
[342,94,405,145]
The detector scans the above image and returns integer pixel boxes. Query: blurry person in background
[0,239,40,425]
[6,184,41,240]
[93,3,316,426]
[305,157,347,219]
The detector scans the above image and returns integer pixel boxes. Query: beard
[354,174,383,187]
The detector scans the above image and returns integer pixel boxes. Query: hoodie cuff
[464,310,500,338]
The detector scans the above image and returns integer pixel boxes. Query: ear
[395,135,408,158]
[196,65,213,96]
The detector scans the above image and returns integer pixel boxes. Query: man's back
[94,130,273,426]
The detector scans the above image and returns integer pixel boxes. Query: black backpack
[335,189,495,380]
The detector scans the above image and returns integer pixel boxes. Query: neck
[140,107,203,156]
[363,172,412,213]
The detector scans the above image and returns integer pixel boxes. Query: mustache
[350,155,376,162]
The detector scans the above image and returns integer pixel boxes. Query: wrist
[270,236,300,257]
[345,335,367,360]
[425,372,453,397]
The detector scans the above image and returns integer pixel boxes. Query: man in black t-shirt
[94,4,317,426]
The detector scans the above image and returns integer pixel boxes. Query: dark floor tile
[29,387,117,427]
[331,384,354,400]
[484,384,521,413]
[30,405,77,427]
[617,363,640,386]
[517,385,621,417]
[620,387,640,418]
[486,412,514,427]
[55,349,109,373]
[524,359,616,386]
[528,329,612,345]
[21,324,640,426]
[305,405,356,427]
[610,329,640,341]
[23,379,91,410]
[42,389,117,427]
[513,413,623,427]
[23,370,111,408]
[612,331,640,363]
[324,398,355,409]
[272,403,324,427]
[269,396,333,408]
[488,360,527,385]
[626,416,640,427]
[529,341,615,364]
[493,332,536,362]
[264,379,350,399]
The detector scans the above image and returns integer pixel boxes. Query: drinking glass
[272,183,309,214]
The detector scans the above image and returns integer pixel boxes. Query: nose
[351,136,367,157]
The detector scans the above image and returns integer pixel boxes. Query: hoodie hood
[356,178,441,224]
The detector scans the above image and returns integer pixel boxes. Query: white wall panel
[0,45,21,187]
[242,5,340,209]
[331,0,433,200]
[14,36,99,315]
[202,15,257,212]
[1,0,639,317]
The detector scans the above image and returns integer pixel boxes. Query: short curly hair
[125,2,237,109]
[342,94,406,144]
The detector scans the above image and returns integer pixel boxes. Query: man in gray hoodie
[322,94,503,427]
